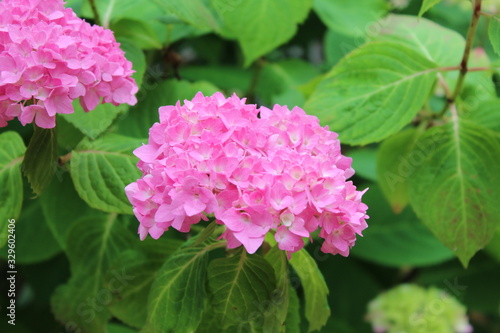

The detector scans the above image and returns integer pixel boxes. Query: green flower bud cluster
[366,284,472,333]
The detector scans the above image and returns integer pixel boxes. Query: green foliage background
[1,0,500,332]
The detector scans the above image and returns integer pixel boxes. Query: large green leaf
[214,0,313,66]
[70,134,143,214]
[419,0,442,17]
[374,14,465,67]
[118,38,147,88]
[289,248,330,332]
[75,0,160,28]
[142,238,219,333]
[0,200,61,264]
[489,15,500,55]
[377,128,424,213]
[118,79,219,138]
[323,28,362,68]
[317,256,381,332]
[180,66,252,94]
[305,41,438,145]
[105,237,184,328]
[207,250,277,330]
[408,120,500,267]
[112,19,162,50]
[465,99,500,133]
[51,214,135,333]
[313,0,388,37]
[256,59,320,107]
[347,148,377,182]
[285,286,301,333]
[72,0,172,44]
[264,247,290,332]
[0,131,25,247]
[108,323,137,333]
[351,185,454,267]
[445,48,496,114]
[154,0,219,31]
[61,101,128,140]
[22,126,57,195]
[40,172,95,249]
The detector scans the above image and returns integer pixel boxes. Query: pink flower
[126,92,369,257]
[0,0,138,129]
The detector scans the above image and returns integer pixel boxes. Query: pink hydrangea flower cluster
[126,92,369,256]
[0,0,138,128]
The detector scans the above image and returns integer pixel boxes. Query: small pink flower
[126,92,369,257]
[0,0,138,128]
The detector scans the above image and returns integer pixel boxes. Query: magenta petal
[80,89,100,112]
[134,144,160,164]
[45,93,73,116]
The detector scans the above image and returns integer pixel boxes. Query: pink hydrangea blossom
[0,0,138,128]
[126,92,369,257]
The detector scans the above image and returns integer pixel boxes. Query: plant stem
[246,59,265,104]
[58,152,72,166]
[479,11,492,18]
[453,0,482,100]
[438,0,482,117]
[437,72,452,99]
[438,66,494,72]
[88,0,101,26]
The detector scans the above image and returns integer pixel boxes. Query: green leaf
[351,185,454,267]
[377,128,424,213]
[305,41,438,145]
[106,235,183,328]
[56,116,85,150]
[0,200,61,264]
[22,125,57,195]
[485,226,500,262]
[142,238,219,333]
[118,79,219,138]
[154,0,219,31]
[289,248,330,332]
[207,250,277,329]
[51,214,134,333]
[347,148,377,182]
[108,323,138,333]
[489,15,500,55]
[256,59,320,107]
[0,131,25,247]
[408,120,500,267]
[285,286,301,333]
[180,66,252,94]
[75,0,170,44]
[60,101,128,140]
[70,134,143,214]
[445,48,495,114]
[313,0,388,37]
[112,19,163,50]
[323,29,362,68]
[193,221,218,246]
[466,99,500,133]
[214,0,313,66]
[419,0,442,17]
[40,171,95,249]
[118,38,147,88]
[374,14,465,67]
[318,254,381,332]
[264,247,290,332]
[105,237,183,328]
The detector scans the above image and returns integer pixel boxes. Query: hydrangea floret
[366,284,473,333]
[126,92,369,257]
[0,0,138,128]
